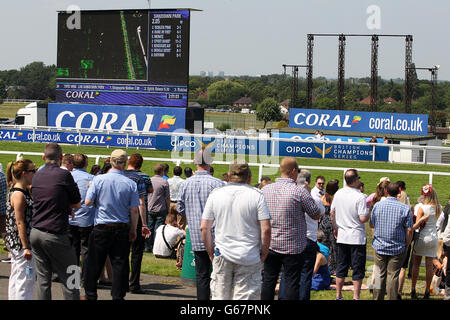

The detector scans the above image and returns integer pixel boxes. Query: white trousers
[8,248,36,300]
[210,255,262,300]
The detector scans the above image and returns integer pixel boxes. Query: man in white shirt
[168,166,185,202]
[200,161,271,300]
[330,169,369,300]
[311,176,325,199]
[153,210,186,257]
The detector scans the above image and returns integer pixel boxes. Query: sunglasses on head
[26,169,36,173]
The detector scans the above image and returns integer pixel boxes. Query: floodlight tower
[370,35,379,112]
[337,34,346,110]
[283,64,308,108]
[306,34,314,108]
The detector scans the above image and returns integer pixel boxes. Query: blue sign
[289,108,428,136]
[47,103,186,133]
[0,128,155,149]
[155,134,271,156]
[274,132,384,143]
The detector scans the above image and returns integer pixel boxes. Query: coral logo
[106,136,112,141]
[352,116,362,124]
[158,115,176,130]
[17,132,23,137]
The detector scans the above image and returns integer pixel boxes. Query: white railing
[2,99,44,104]
[1,150,450,185]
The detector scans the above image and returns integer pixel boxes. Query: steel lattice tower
[306,34,314,108]
[404,35,414,113]
[370,35,379,112]
[337,35,346,110]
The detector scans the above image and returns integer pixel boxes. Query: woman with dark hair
[5,159,36,300]
[89,164,101,176]
[319,179,340,275]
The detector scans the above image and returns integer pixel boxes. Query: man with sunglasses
[311,176,325,199]
[330,169,369,300]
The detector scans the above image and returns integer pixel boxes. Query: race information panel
[56,9,190,107]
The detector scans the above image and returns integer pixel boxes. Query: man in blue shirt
[84,149,140,300]
[370,181,413,300]
[70,153,96,289]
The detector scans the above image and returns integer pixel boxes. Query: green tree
[0,79,6,100]
[256,97,282,128]
[207,80,247,106]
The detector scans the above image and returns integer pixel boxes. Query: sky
[0,0,449,80]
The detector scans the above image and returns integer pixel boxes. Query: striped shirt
[0,171,6,215]
[178,170,225,251]
[261,178,320,255]
[370,197,413,256]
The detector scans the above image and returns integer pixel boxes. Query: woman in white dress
[410,184,441,299]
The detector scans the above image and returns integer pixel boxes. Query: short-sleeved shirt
[331,186,368,245]
[0,171,6,216]
[136,170,153,213]
[70,168,96,227]
[148,175,170,213]
[153,224,185,257]
[261,178,320,255]
[31,163,81,234]
[370,197,413,256]
[124,170,147,199]
[168,176,185,202]
[178,170,225,251]
[85,169,140,225]
[202,183,271,266]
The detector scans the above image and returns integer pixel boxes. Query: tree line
[0,62,449,126]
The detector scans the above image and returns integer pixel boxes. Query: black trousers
[85,224,131,300]
[68,225,93,287]
[261,249,305,300]
[445,245,450,289]
[194,251,212,300]
[129,217,145,291]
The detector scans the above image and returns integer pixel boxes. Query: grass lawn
[0,103,26,119]
[0,140,448,300]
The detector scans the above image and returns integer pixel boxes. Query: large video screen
[56,9,190,107]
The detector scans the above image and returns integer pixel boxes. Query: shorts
[336,243,366,281]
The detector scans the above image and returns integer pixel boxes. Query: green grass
[0,103,26,119]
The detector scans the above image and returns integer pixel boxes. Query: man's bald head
[280,157,299,179]
[194,147,213,170]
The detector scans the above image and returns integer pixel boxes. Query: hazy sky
[0,0,449,80]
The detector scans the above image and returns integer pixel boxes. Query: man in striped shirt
[370,181,413,300]
[260,157,321,300]
[178,148,225,300]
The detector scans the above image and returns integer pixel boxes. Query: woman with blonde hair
[410,184,442,299]
[4,159,36,300]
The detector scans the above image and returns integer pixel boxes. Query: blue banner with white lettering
[274,139,389,161]
[155,135,271,156]
[289,108,428,136]
[47,103,186,133]
[275,132,384,143]
[0,128,155,148]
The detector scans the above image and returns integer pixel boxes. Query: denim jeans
[261,249,304,300]
[85,224,131,300]
[278,239,318,300]
[194,250,212,300]
[145,210,168,252]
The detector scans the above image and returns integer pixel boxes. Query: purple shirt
[261,178,319,255]
[32,163,81,234]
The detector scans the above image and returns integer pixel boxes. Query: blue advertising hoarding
[289,108,428,136]
[47,103,186,133]
[0,128,155,148]
[155,134,271,156]
[274,132,384,143]
[274,140,389,161]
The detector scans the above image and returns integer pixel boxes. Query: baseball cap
[110,149,128,164]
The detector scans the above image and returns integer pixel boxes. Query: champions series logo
[158,115,176,130]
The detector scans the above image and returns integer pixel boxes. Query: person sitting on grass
[311,230,331,291]
[153,210,186,259]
